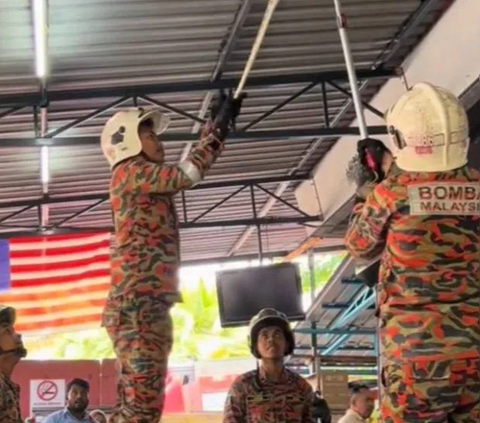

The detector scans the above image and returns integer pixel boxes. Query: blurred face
[139,121,164,163]
[257,326,287,359]
[0,325,25,359]
[353,390,374,419]
[67,384,89,413]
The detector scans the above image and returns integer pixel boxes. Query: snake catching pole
[234,0,281,99]
[332,0,369,138]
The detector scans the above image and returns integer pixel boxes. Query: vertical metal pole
[375,289,383,403]
[311,322,318,373]
[332,0,369,139]
[308,249,316,303]
[181,192,188,223]
[321,82,330,128]
[308,250,320,389]
[33,106,40,137]
[250,185,263,262]
[40,106,49,228]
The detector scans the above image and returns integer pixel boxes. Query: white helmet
[101,108,170,168]
[385,82,469,172]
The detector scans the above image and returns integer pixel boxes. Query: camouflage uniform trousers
[381,357,479,423]
[104,294,174,423]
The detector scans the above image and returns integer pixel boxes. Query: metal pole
[250,185,263,262]
[308,249,316,303]
[375,289,383,404]
[308,250,321,389]
[332,0,369,138]
[234,0,280,98]
[40,106,49,228]
[181,192,188,223]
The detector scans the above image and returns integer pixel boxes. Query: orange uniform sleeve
[345,182,396,261]
[124,121,224,195]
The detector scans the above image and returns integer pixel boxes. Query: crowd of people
[0,82,478,423]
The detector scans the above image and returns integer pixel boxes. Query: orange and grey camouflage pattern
[105,295,173,423]
[381,357,479,423]
[345,165,479,422]
[222,368,314,423]
[106,121,223,301]
[0,371,22,423]
[103,121,223,423]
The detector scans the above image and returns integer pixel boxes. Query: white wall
[296,0,480,223]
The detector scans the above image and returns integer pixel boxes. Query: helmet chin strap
[0,347,27,358]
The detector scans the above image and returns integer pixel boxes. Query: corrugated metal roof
[0,2,36,94]
[0,0,452,262]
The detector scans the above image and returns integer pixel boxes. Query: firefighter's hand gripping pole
[234,0,281,99]
[332,0,369,139]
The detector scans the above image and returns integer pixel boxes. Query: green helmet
[0,306,15,328]
[248,308,295,359]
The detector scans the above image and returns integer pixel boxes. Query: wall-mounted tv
[216,262,305,328]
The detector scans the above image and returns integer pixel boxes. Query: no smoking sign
[37,380,58,401]
[30,379,65,412]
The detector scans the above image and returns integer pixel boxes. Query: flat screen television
[216,262,305,328]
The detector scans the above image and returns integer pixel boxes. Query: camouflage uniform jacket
[0,371,22,423]
[105,122,223,305]
[223,367,314,423]
[345,165,479,363]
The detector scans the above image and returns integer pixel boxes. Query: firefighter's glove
[347,138,391,201]
[209,89,247,141]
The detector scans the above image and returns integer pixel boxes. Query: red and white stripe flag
[0,232,111,336]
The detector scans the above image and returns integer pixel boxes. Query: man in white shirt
[338,386,374,423]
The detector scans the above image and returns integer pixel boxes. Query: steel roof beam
[0,106,24,121]
[0,126,388,148]
[327,80,385,119]
[241,81,319,131]
[44,96,130,138]
[0,69,395,107]
[0,215,319,239]
[211,0,253,82]
[0,174,310,209]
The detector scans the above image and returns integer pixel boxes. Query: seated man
[338,385,374,423]
[43,379,92,423]
[223,308,313,423]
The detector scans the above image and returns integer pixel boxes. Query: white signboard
[30,379,66,412]
[201,392,228,412]
[408,183,479,216]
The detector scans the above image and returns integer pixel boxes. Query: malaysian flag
[0,232,111,335]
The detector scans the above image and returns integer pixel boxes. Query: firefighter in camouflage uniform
[345,83,479,423]
[0,305,27,423]
[223,309,314,423]
[101,91,244,423]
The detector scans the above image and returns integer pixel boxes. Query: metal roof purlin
[0,173,317,236]
[0,68,395,107]
[0,126,388,148]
